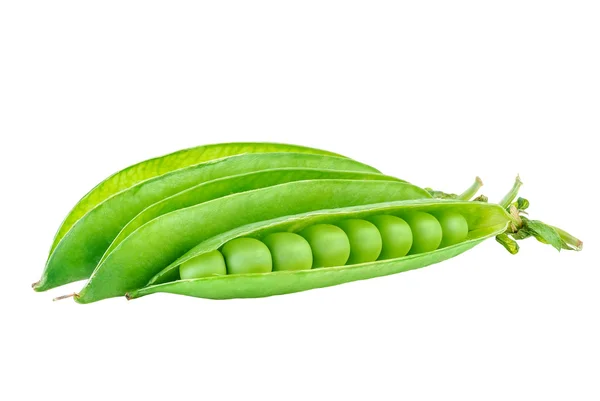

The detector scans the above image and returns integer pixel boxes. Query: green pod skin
[102,168,401,263]
[300,224,351,268]
[221,238,272,274]
[128,200,511,301]
[49,143,343,257]
[36,152,381,292]
[402,212,443,254]
[75,179,431,303]
[367,215,413,260]
[262,233,313,272]
[336,219,382,264]
[435,211,469,248]
[180,250,227,279]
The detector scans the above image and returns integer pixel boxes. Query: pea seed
[179,250,227,279]
[368,215,413,259]
[403,212,442,254]
[435,211,468,248]
[262,232,313,271]
[221,238,273,274]
[300,224,350,268]
[337,219,382,264]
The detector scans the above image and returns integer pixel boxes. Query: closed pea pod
[102,168,398,263]
[36,143,346,291]
[36,152,383,292]
[74,179,431,303]
[48,143,343,256]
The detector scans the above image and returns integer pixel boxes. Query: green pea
[435,211,469,248]
[179,250,227,279]
[300,224,350,268]
[336,219,382,264]
[221,238,273,275]
[403,212,442,254]
[262,232,313,271]
[368,215,412,260]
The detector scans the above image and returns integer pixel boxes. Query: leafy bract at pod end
[496,176,582,254]
[520,218,563,251]
[514,197,529,211]
[495,233,520,255]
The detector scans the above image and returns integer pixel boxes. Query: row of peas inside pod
[180,211,468,278]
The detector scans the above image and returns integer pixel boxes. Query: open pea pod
[48,143,343,257]
[101,168,401,263]
[36,152,380,291]
[74,179,431,303]
[130,200,509,300]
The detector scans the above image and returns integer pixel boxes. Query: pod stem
[53,293,76,301]
[457,176,483,200]
[499,175,523,208]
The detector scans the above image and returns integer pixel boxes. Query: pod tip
[53,293,76,302]
[476,176,483,186]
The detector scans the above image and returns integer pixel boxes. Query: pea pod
[130,200,508,299]
[75,179,431,303]
[47,143,342,258]
[36,143,582,304]
[35,152,381,291]
[100,168,401,264]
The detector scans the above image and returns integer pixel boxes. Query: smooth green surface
[129,203,510,300]
[368,215,412,260]
[262,233,313,272]
[148,199,509,288]
[180,250,226,279]
[435,211,469,248]
[48,143,343,257]
[37,153,380,291]
[404,212,443,254]
[337,219,382,264]
[300,224,350,268]
[76,179,431,303]
[102,168,401,263]
[222,238,273,274]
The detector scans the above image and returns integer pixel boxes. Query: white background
[1,1,598,400]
